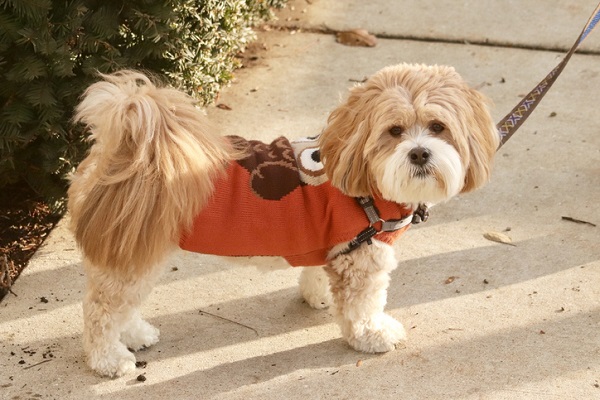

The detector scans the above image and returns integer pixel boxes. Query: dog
[68,64,499,377]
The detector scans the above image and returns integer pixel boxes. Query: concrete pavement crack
[264,23,600,55]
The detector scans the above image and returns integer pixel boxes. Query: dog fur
[68,64,499,377]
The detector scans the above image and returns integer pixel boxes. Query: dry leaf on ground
[216,103,232,110]
[483,231,516,246]
[336,29,377,47]
[444,276,458,284]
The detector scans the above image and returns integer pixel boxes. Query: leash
[497,2,600,147]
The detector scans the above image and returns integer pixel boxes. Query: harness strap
[337,196,413,256]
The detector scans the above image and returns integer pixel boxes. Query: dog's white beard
[378,135,464,205]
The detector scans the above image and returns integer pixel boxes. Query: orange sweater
[179,136,412,266]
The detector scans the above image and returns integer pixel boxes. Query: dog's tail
[69,70,232,272]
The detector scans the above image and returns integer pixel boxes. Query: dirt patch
[0,183,61,302]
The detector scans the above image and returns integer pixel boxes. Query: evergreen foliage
[0,0,285,209]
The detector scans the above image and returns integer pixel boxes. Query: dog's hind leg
[299,266,333,309]
[82,261,162,377]
[325,241,406,353]
[118,264,163,353]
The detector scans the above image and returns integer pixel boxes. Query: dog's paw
[299,267,333,309]
[87,343,137,378]
[300,273,333,309]
[345,313,407,353]
[303,291,333,309]
[121,319,160,352]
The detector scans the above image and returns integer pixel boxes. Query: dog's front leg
[325,241,406,353]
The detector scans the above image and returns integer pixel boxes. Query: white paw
[345,313,407,353]
[87,343,137,378]
[121,319,160,351]
[302,289,333,309]
[299,267,333,309]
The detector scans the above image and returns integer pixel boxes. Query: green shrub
[0,0,285,209]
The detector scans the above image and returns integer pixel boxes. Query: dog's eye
[388,126,404,137]
[430,122,445,134]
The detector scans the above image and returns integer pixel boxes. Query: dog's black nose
[409,147,430,166]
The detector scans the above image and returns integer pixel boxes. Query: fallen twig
[561,216,596,227]
[199,309,259,336]
[23,359,53,370]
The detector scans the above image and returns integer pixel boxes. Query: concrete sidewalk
[2,0,599,399]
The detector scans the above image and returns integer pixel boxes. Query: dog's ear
[460,87,499,193]
[319,84,378,197]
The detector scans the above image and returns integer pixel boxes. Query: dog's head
[319,63,499,206]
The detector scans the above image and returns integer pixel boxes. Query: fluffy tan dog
[69,64,499,377]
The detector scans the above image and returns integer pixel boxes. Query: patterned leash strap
[497,2,600,147]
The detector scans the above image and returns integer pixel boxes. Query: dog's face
[319,63,499,206]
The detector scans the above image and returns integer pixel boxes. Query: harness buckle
[336,196,416,257]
